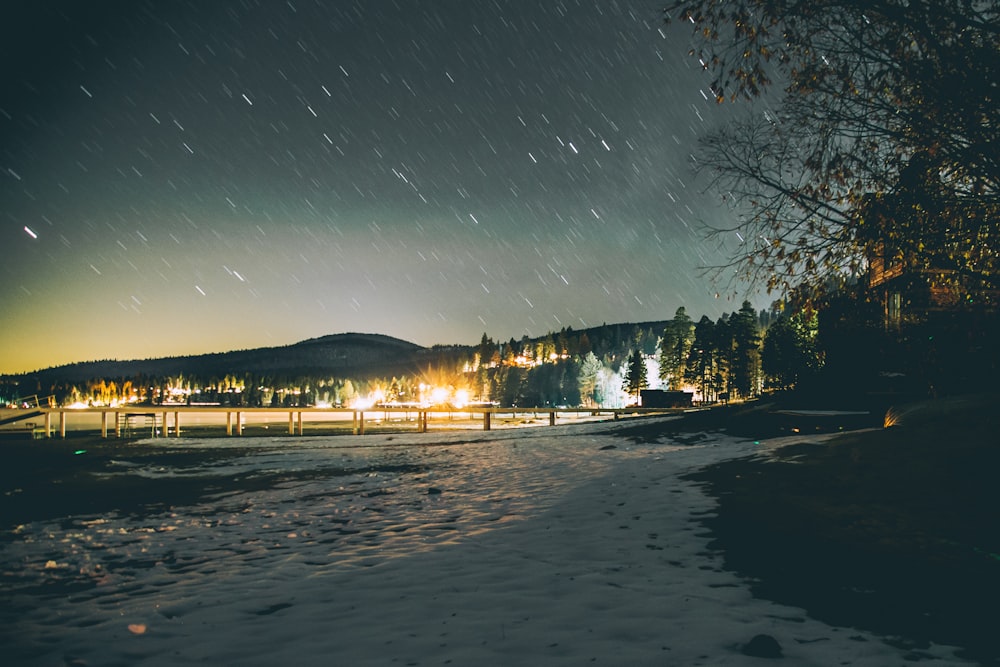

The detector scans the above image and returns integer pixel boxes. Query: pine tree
[729,301,762,399]
[762,312,821,390]
[685,316,717,403]
[659,306,695,390]
[578,352,603,407]
[622,349,648,404]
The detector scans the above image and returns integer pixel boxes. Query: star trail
[1,0,756,374]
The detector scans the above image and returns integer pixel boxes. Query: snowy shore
[2,418,971,665]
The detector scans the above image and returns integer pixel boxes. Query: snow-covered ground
[2,418,971,665]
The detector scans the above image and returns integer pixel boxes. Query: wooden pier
[4,405,681,439]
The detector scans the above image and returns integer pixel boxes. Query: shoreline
[0,408,992,667]
[684,394,1000,664]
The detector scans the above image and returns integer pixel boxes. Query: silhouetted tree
[685,316,717,403]
[560,359,581,407]
[622,350,648,404]
[497,366,524,407]
[659,306,695,389]
[762,312,822,390]
[476,333,497,368]
[729,301,762,399]
[713,316,733,401]
[664,0,999,299]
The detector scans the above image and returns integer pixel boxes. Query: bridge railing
[21,405,691,439]
[8,394,56,409]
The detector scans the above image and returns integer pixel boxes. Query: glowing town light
[429,387,450,405]
[352,396,375,410]
[452,389,469,409]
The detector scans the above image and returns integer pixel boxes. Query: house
[639,389,693,409]
[868,248,998,330]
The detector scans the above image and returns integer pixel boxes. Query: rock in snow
[742,633,784,658]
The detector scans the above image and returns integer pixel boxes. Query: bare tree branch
[663,0,999,300]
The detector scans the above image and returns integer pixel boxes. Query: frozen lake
[1,419,971,665]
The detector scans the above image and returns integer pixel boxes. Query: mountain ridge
[5,321,673,384]
[12,332,436,383]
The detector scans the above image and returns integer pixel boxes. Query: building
[639,389,693,409]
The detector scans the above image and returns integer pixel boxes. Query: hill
[17,333,440,384]
[12,321,673,381]
[1,320,678,408]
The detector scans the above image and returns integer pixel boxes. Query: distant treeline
[7,294,987,410]
[2,310,793,409]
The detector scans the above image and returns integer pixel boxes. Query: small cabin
[639,389,693,409]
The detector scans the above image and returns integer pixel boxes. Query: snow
[772,409,872,416]
[2,418,971,665]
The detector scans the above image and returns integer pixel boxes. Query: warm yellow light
[430,387,449,405]
[453,389,469,409]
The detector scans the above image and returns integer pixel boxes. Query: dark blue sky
[1,0,757,373]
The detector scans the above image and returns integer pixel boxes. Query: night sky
[1,0,758,374]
